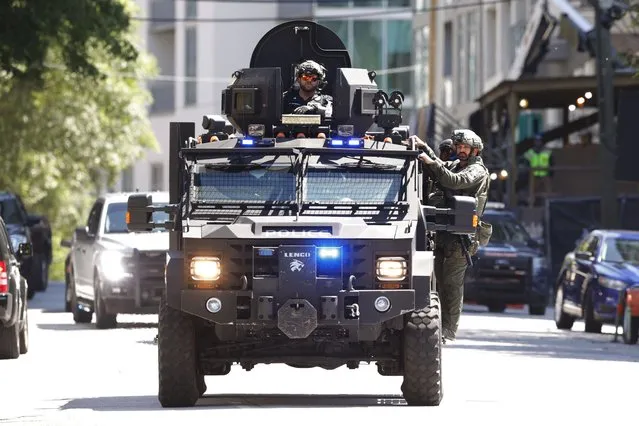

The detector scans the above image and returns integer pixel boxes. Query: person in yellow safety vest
[523,134,553,205]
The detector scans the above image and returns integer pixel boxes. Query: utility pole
[591,0,626,228]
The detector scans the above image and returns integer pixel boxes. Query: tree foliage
[0,0,158,280]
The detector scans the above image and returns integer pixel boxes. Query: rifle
[458,234,473,267]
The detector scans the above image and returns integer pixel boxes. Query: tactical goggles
[300,73,319,82]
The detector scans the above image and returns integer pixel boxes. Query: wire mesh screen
[191,168,296,203]
[303,169,403,203]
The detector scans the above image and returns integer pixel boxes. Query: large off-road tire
[0,321,20,359]
[622,303,638,345]
[400,292,443,406]
[554,285,574,330]
[158,295,200,408]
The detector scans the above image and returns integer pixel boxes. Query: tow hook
[345,303,360,319]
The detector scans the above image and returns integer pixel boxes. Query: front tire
[554,285,574,330]
[158,295,200,408]
[400,292,443,406]
[622,303,638,345]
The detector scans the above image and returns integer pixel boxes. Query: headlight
[9,234,27,253]
[376,256,407,281]
[190,256,221,281]
[99,251,131,280]
[532,257,547,270]
[598,277,627,291]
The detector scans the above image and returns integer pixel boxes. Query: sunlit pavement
[1,282,636,425]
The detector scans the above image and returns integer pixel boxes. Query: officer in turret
[282,60,333,119]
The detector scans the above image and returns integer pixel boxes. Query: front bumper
[464,265,549,306]
[180,288,418,338]
[100,276,164,315]
[592,285,625,323]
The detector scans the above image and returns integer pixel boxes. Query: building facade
[114,0,417,193]
[412,0,637,146]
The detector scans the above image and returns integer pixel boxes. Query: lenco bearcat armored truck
[126,21,478,407]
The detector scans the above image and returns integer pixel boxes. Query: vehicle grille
[473,255,530,293]
[135,250,166,303]
[200,240,374,290]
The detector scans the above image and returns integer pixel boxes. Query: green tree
[0,0,158,280]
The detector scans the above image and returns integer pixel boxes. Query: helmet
[451,129,483,152]
[296,60,327,82]
[439,138,453,150]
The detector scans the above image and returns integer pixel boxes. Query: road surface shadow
[60,393,406,411]
[453,328,639,362]
[37,322,157,331]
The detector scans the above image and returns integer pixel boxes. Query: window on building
[468,12,477,101]
[121,167,134,192]
[316,0,349,6]
[456,15,465,104]
[352,20,383,73]
[387,0,411,6]
[317,19,349,49]
[443,21,452,77]
[413,25,429,107]
[150,163,164,191]
[185,27,197,105]
[387,20,412,95]
[185,0,197,18]
[353,0,384,6]
[486,9,496,78]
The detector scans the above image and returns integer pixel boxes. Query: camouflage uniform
[423,130,490,341]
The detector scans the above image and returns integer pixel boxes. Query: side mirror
[17,242,32,259]
[423,195,477,235]
[126,194,154,232]
[75,226,89,240]
[60,239,72,248]
[575,251,593,261]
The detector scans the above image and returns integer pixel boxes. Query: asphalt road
[1,282,637,425]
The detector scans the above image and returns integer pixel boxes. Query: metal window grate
[191,170,296,203]
[303,170,402,203]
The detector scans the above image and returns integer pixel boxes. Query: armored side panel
[249,20,351,97]
[332,68,378,136]
[167,122,193,308]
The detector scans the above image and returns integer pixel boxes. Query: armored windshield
[190,154,297,203]
[303,154,407,204]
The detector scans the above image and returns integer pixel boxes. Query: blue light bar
[318,247,341,259]
[348,138,363,147]
[328,139,344,146]
[240,138,254,146]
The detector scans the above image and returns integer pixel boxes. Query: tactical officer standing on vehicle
[282,60,333,118]
[409,130,492,342]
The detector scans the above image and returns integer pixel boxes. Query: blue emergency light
[327,138,363,148]
[237,138,275,147]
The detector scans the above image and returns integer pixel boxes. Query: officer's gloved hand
[293,104,316,114]
[408,135,437,160]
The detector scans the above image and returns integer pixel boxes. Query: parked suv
[0,216,32,359]
[464,203,550,315]
[63,192,170,329]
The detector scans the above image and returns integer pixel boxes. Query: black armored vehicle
[126,21,478,407]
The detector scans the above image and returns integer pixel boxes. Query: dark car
[0,216,32,359]
[464,203,550,315]
[554,229,639,333]
[0,192,52,299]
